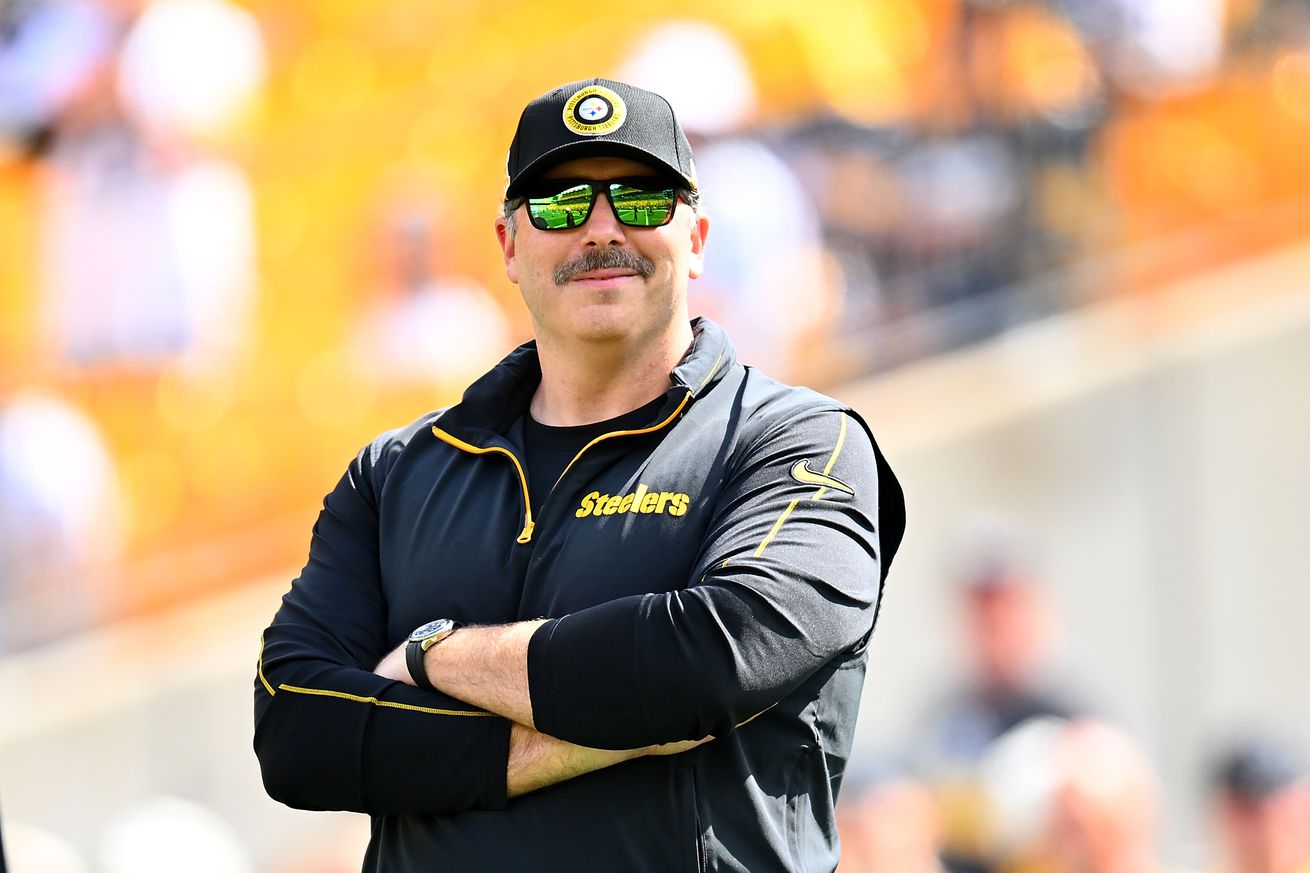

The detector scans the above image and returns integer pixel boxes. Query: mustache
[554,247,655,286]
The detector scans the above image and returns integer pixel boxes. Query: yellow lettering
[577,491,599,518]
[576,487,692,520]
[628,484,648,514]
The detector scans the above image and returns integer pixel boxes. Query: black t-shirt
[520,395,666,512]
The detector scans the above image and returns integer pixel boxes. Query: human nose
[580,189,627,247]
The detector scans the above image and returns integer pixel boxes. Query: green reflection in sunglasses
[526,180,680,231]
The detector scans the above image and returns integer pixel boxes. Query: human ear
[495,214,519,284]
[686,212,709,279]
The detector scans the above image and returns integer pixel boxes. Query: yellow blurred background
[3,0,1310,870]
[3,0,1310,625]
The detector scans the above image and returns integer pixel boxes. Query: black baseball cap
[503,77,698,199]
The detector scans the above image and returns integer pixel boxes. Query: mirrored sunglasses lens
[610,185,676,227]
[528,184,595,230]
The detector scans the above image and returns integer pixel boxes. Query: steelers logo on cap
[562,85,627,136]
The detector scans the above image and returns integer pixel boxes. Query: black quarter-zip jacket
[255,318,905,872]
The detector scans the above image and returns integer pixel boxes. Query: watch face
[408,619,452,643]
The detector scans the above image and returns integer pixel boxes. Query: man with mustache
[255,78,906,872]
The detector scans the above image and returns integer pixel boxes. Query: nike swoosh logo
[789,460,855,495]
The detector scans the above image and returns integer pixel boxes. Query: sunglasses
[518,177,688,231]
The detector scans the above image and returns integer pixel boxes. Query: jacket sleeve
[254,438,511,815]
[527,408,904,749]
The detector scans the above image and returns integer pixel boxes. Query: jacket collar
[435,317,736,445]
[671,316,734,397]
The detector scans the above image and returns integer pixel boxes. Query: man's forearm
[507,723,708,798]
[507,722,632,797]
[379,615,762,744]
[373,632,709,801]
[374,620,545,726]
[426,620,546,726]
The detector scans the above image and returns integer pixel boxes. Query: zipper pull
[516,519,536,544]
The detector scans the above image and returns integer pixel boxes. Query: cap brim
[505,140,695,198]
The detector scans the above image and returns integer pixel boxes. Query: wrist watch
[405,619,461,692]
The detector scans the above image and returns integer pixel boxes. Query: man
[912,515,1082,866]
[1210,734,1310,873]
[254,77,905,872]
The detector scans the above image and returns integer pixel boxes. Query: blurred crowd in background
[3,0,1310,870]
[835,514,1310,873]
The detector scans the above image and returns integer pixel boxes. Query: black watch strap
[406,637,439,692]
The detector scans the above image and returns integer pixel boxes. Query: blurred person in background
[255,77,905,872]
[857,0,1106,353]
[353,195,511,394]
[837,767,991,873]
[0,386,122,650]
[972,718,1180,873]
[1036,720,1179,873]
[1209,733,1310,873]
[914,514,1085,864]
[0,0,262,369]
